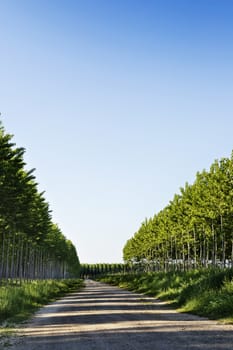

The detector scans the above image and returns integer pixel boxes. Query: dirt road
[8,280,233,349]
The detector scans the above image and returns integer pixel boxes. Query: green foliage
[0,279,84,324]
[100,269,233,321]
[80,263,126,278]
[123,153,233,272]
[0,121,80,280]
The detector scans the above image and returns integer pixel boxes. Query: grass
[0,279,84,326]
[99,268,233,323]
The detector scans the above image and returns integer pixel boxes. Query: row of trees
[80,263,127,278]
[0,121,80,281]
[123,153,233,271]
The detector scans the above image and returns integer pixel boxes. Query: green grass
[0,279,84,326]
[99,269,233,323]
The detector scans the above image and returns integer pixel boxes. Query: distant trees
[0,121,80,281]
[80,263,127,278]
[123,154,233,272]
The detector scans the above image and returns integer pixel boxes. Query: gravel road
[8,279,233,350]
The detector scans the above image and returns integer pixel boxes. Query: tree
[0,121,80,281]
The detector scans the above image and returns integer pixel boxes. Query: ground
[4,280,233,349]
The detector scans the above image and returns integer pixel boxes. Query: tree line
[0,121,80,281]
[80,263,127,278]
[123,153,233,272]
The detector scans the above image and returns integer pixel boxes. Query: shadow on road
[12,280,233,350]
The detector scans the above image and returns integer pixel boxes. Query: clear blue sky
[1,0,233,263]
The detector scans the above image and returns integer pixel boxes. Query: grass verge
[99,269,233,323]
[0,279,84,326]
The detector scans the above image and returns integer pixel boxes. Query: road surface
[8,280,233,349]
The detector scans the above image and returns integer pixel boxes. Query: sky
[1,0,233,263]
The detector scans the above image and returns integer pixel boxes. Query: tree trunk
[212,221,216,266]
[220,215,226,267]
[10,233,16,279]
[193,227,197,269]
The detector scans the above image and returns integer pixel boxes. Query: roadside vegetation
[123,152,233,272]
[112,151,233,323]
[0,121,80,282]
[0,279,84,326]
[99,269,233,322]
[0,121,82,340]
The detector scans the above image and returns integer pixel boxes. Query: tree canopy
[123,154,233,272]
[0,121,80,280]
